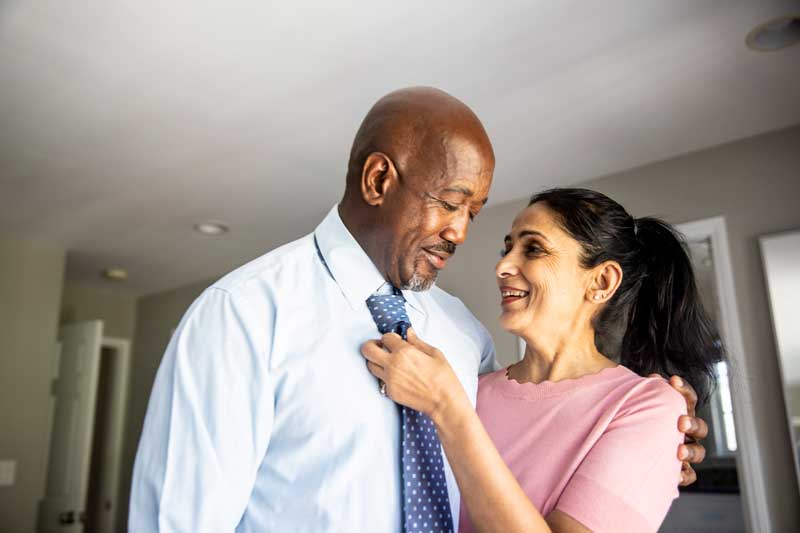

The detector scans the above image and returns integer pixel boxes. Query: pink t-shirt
[459,365,686,533]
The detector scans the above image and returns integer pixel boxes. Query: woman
[361,188,722,532]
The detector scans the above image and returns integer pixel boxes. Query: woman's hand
[360,328,471,422]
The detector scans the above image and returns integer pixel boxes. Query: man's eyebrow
[442,186,474,196]
[441,186,489,206]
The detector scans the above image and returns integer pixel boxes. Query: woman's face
[496,202,594,340]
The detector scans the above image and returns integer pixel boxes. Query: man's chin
[402,271,437,292]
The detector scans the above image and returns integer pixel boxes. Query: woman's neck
[510,327,617,385]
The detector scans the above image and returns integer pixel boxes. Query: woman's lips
[499,286,530,306]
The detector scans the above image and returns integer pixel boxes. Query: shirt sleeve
[555,379,686,533]
[129,286,275,532]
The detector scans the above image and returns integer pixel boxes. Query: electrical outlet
[0,460,16,486]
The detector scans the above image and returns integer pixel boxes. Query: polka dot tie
[366,290,454,533]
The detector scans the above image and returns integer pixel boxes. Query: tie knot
[366,292,411,337]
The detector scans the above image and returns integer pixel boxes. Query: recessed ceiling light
[746,15,800,51]
[102,268,129,282]
[193,221,230,235]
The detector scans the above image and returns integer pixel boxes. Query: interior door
[38,320,103,533]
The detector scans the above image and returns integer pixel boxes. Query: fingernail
[674,377,684,387]
[680,419,691,432]
[679,447,688,460]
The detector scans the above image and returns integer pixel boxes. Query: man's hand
[659,375,709,486]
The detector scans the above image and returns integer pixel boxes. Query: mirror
[760,229,800,486]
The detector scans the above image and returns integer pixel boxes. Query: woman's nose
[495,254,519,279]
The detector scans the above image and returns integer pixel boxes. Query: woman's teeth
[501,289,529,298]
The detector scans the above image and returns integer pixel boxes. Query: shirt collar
[314,205,426,315]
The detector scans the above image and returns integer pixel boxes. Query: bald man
[129,88,706,532]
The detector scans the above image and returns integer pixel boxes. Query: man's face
[380,136,493,291]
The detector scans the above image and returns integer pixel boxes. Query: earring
[594,294,603,301]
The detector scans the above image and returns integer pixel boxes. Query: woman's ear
[361,152,398,206]
[588,260,623,303]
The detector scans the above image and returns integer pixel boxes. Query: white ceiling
[2,0,799,295]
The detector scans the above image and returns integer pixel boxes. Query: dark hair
[529,187,722,405]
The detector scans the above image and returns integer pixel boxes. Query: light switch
[0,460,16,486]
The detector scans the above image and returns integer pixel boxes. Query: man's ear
[361,152,398,206]
[587,260,623,304]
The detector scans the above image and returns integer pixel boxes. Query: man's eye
[439,200,458,212]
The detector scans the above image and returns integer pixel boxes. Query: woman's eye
[500,248,510,257]
[525,245,543,256]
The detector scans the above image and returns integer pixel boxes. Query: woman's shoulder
[612,366,688,421]
[478,367,509,387]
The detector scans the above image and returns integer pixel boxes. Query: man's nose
[441,212,470,245]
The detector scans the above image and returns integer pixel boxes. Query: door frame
[95,336,131,533]
[677,215,769,533]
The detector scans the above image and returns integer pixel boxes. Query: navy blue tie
[366,290,454,533]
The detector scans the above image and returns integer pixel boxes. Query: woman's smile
[500,285,530,306]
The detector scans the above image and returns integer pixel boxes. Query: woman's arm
[430,379,589,533]
[361,330,590,533]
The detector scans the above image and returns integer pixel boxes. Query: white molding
[677,216,770,533]
[758,231,800,503]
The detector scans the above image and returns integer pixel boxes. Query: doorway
[84,339,130,533]
[37,323,130,533]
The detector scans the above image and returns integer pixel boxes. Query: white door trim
[677,215,770,533]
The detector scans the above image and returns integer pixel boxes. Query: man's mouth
[422,248,450,269]
[499,286,530,305]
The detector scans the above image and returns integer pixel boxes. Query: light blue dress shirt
[129,205,497,532]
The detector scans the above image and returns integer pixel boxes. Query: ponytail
[620,218,721,405]
[528,188,723,405]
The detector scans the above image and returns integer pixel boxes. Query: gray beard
[400,257,437,292]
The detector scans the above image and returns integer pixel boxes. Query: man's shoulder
[427,285,490,336]
[211,232,318,294]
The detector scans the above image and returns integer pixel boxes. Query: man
[130,87,707,532]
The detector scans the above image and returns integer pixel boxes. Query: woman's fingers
[406,328,437,355]
[380,332,406,353]
[366,361,386,381]
[361,339,390,367]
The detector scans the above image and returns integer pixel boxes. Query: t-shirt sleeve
[555,379,687,532]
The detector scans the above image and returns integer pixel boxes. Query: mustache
[425,241,457,255]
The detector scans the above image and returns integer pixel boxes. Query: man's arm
[129,287,275,532]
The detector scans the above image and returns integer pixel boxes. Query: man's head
[340,87,495,291]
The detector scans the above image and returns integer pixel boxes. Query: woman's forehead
[510,203,561,236]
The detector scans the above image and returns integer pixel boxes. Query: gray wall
[60,283,138,340]
[439,125,800,530]
[0,238,65,533]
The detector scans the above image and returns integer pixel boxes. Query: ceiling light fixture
[102,268,129,282]
[193,221,230,236]
[746,15,800,51]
